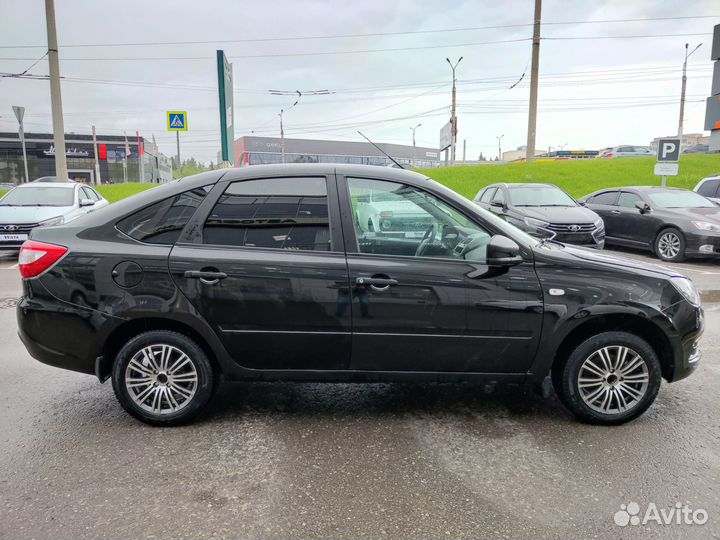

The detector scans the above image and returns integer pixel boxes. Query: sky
[0,0,717,163]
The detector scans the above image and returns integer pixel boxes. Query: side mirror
[80,198,94,207]
[579,201,587,207]
[487,235,523,267]
[634,200,650,214]
[490,200,505,209]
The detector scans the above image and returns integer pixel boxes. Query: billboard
[439,121,452,151]
[217,50,235,165]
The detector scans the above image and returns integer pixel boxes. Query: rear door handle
[184,270,228,282]
[611,210,621,214]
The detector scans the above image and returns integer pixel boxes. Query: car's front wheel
[111,330,217,426]
[654,227,686,262]
[553,332,662,425]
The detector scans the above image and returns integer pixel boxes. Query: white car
[0,179,108,249]
[694,175,720,204]
[600,146,654,158]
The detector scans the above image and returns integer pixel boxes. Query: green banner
[217,50,234,165]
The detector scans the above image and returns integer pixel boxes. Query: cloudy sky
[0,0,717,163]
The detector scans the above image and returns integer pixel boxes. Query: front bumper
[666,303,704,382]
[684,231,720,258]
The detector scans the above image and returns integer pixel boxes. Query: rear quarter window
[116,187,210,244]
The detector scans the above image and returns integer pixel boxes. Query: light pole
[410,123,422,163]
[269,89,331,163]
[446,57,463,164]
[496,134,504,161]
[558,142,568,151]
[45,0,68,181]
[12,106,29,183]
[678,42,702,143]
[526,0,542,162]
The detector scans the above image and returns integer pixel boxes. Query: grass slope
[95,183,156,203]
[417,154,720,199]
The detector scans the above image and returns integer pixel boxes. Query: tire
[553,331,662,425]
[111,330,217,426]
[654,227,686,262]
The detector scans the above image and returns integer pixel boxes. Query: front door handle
[611,210,621,215]
[356,276,398,290]
[184,270,228,284]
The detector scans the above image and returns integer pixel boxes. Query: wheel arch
[544,313,675,383]
[97,317,224,382]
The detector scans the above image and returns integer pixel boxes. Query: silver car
[694,175,720,204]
[600,145,653,158]
[0,180,108,249]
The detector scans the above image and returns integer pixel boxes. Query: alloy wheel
[657,232,681,260]
[577,346,650,414]
[124,344,198,415]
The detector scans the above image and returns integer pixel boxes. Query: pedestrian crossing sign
[167,111,188,132]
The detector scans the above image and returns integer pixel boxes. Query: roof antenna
[357,131,406,169]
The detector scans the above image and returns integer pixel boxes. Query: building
[0,132,173,185]
[650,133,710,151]
[502,146,546,162]
[234,136,441,169]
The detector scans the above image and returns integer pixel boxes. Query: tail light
[604,153,614,158]
[18,240,68,278]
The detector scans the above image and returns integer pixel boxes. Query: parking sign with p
[657,137,680,162]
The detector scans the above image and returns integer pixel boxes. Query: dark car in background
[582,186,720,262]
[17,165,703,427]
[474,183,605,248]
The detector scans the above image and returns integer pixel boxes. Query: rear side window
[202,177,331,251]
[81,186,99,201]
[491,188,505,205]
[117,187,209,244]
[590,191,618,205]
[697,179,720,197]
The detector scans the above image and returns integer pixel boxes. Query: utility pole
[410,123,422,163]
[496,134,505,161]
[12,106,29,183]
[176,131,181,176]
[91,125,101,184]
[45,0,67,181]
[462,139,466,162]
[525,0,542,162]
[678,42,703,144]
[446,57,463,164]
[280,108,285,163]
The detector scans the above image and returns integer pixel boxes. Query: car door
[613,191,655,246]
[586,190,620,238]
[168,174,352,370]
[337,174,543,373]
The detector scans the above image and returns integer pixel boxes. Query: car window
[479,187,495,203]
[117,187,210,244]
[81,187,97,201]
[617,146,633,153]
[646,190,715,208]
[590,191,619,205]
[0,186,75,207]
[202,177,331,251]
[491,188,505,205]
[697,179,720,198]
[348,177,492,263]
[633,147,650,153]
[617,192,642,209]
[508,186,576,207]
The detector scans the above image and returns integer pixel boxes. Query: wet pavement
[0,252,718,539]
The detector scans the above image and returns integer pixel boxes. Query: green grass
[417,154,720,199]
[95,183,156,203]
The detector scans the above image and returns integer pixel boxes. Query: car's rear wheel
[654,227,686,262]
[553,332,661,425]
[111,330,217,426]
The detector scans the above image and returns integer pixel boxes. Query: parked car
[694,175,720,204]
[355,186,433,238]
[683,144,710,154]
[600,146,653,158]
[17,165,703,427]
[473,183,605,248]
[0,180,108,250]
[581,186,720,262]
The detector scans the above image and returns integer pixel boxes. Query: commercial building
[650,133,710,151]
[0,132,173,185]
[234,136,441,168]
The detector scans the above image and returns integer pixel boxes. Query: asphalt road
[0,249,718,540]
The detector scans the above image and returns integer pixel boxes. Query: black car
[582,186,720,262]
[474,183,605,248]
[17,165,703,426]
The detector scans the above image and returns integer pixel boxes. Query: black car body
[581,186,720,262]
[17,165,703,426]
[474,183,605,248]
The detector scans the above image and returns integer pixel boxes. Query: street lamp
[446,57,463,164]
[269,89,332,163]
[496,134,504,161]
[678,42,702,141]
[410,123,422,163]
[558,143,568,151]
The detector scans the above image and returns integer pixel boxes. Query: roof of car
[481,182,557,189]
[18,181,77,189]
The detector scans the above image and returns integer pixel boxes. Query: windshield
[646,191,715,208]
[0,186,75,207]
[509,186,577,207]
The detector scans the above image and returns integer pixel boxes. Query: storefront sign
[43,145,90,157]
